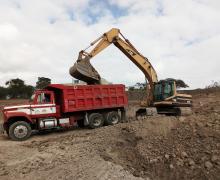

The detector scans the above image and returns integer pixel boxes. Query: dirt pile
[0,90,219,180]
[101,115,220,179]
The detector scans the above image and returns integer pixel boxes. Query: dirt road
[0,90,219,180]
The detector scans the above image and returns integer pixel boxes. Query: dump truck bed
[47,84,128,113]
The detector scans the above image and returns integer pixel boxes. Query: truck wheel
[88,113,104,129]
[9,121,32,141]
[105,111,120,125]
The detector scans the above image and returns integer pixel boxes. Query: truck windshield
[37,93,51,104]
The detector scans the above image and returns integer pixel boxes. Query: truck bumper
[0,123,4,134]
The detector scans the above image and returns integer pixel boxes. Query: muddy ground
[0,90,219,180]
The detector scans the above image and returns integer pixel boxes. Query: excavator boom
[70,28,157,92]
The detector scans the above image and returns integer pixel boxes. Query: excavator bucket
[69,55,101,84]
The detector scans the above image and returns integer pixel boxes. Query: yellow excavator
[69,28,192,116]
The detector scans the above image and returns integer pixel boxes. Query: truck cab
[30,90,57,115]
[1,90,60,141]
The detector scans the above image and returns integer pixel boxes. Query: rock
[147,144,152,149]
[206,122,212,127]
[205,161,213,169]
[211,155,218,163]
[181,151,188,158]
[169,164,174,169]
[150,158,158,163]
[176,159,184,166]
[195,122,203,127]
[188,159,195,166]
[199,102,203,106]
[59,146,65,150]
[165,154,169,160]
[44,144,49,147]
[179,117,185,122]
[140,171,144,176]
[201,156,207,162]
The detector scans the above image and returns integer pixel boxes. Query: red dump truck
[0,84,128,141]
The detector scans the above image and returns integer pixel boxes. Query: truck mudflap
[0,123,4,134]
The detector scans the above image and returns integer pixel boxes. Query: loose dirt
[0,90,219,180]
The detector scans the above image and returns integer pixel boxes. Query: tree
[134,82,146,90]
[175,79,189,88]
[5,78,25,98]
[128,86,135,91]
[36,77,51,89]
[206,81,220,89]
[164,78,189,89]
[5,78,34,99]
[6,78,25,87]
[0,86,7,99]
[24,85,35,99]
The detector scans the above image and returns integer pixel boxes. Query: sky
[0,0,219,89]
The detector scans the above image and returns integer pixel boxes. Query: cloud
[0,0,219,89]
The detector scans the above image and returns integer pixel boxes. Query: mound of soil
[0,90,219,180]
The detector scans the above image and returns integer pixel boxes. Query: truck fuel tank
[39,118,57,129]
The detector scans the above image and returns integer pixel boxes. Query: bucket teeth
[69,57,101,84]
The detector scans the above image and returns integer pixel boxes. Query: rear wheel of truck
[105,111,120,125]
[8,121,32,141]
[88,113,104,129]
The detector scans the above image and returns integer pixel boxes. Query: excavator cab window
[163,83,172,99]
[154,84,162,101]
[154,81,174,101]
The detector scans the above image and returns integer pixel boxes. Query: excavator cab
[153,80,175,102]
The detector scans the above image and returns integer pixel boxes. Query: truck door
[31,92,56,117]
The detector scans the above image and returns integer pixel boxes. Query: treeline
[205,81,220,89]
[0,77,51,100]
[128,79,189,91]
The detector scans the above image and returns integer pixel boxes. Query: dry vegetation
[0,89,219,180]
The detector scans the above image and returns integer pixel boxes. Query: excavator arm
[70,28,158,104]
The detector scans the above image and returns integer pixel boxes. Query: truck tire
[8,121,32,141]
[88,113,104,129]
[105,111,120,125]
